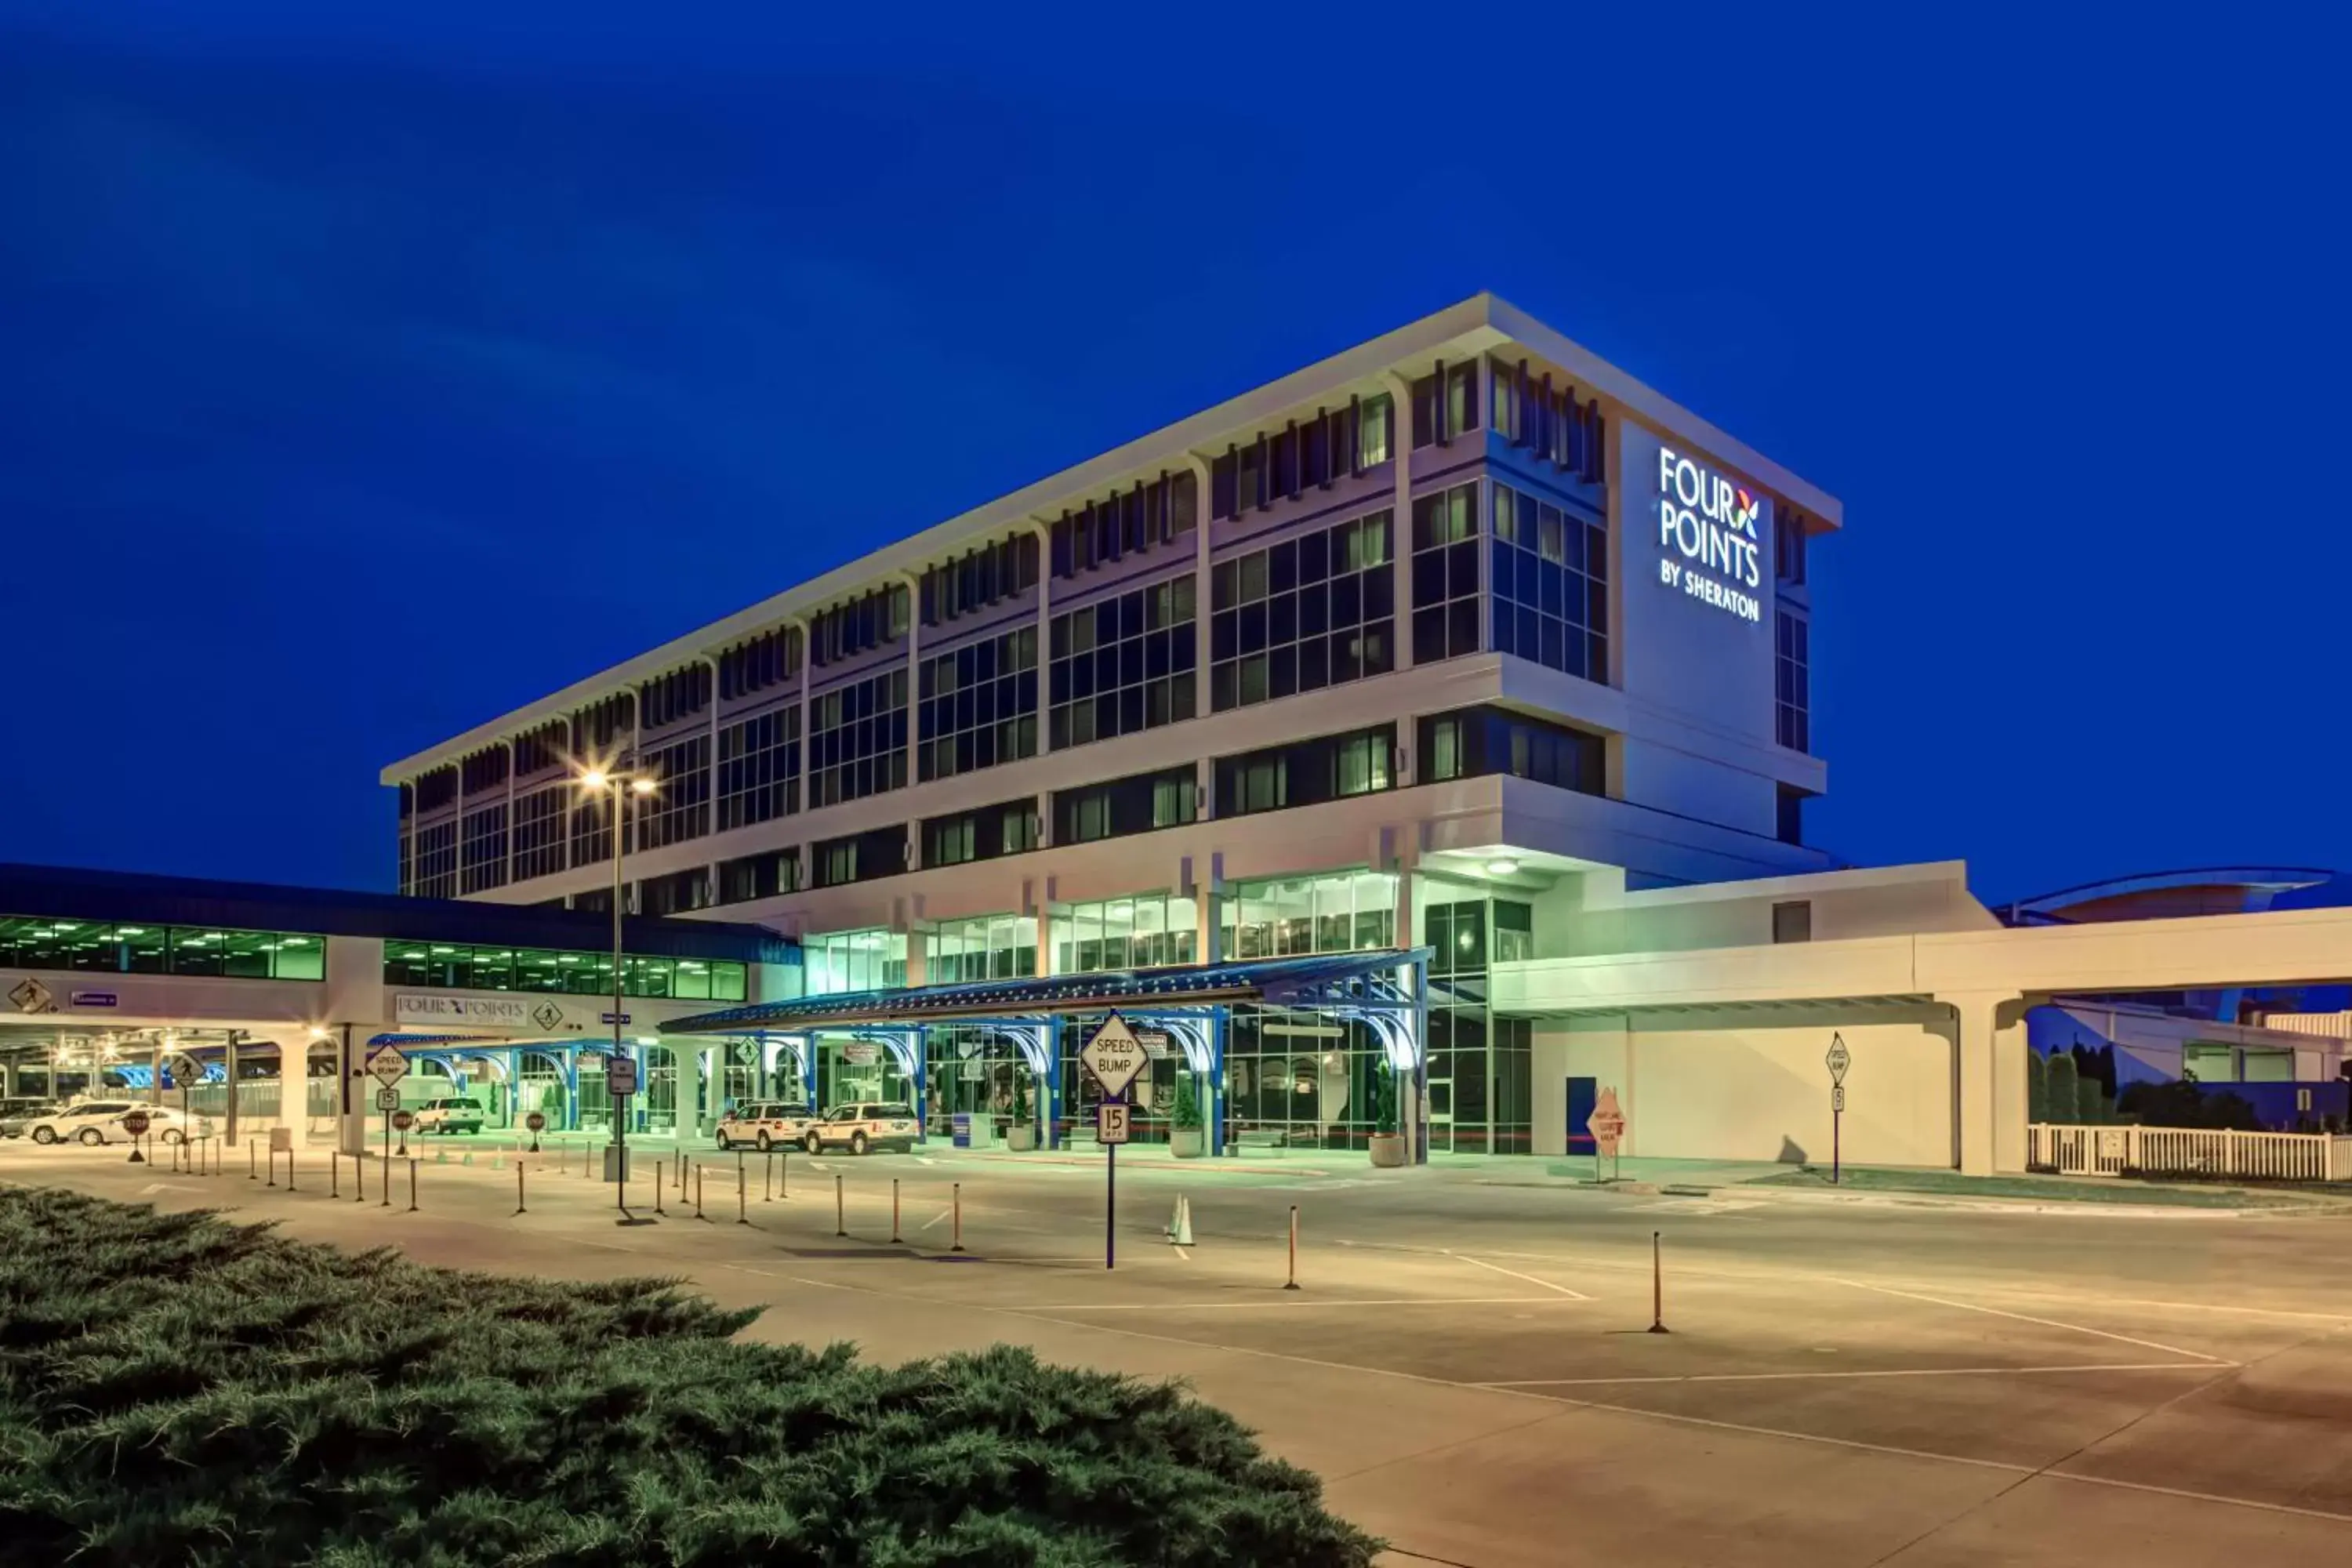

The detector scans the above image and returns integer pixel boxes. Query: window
[1210,510,1393,711]
[413,820,458,898]
[1490,481,1610,682]
[638,664,711,731]
[459,804,509,894]
[570,788,615,869]
[1487,357,1606,481]
[459,747,509,797]
[1410,483,1483,663]
[1222,871,1398,959]
[1776,510,1808,586]
[1208,396,1393,520]
[922,532,1041,622]
[1053,892,1198,973]
[717,848,802,905]
[808,669,909,808]
[804,928,906,994]
[0,917,325,981]
[919,626,1039,782]
[1494,901,1535,963]
[641,866,713,916]
[812,825,910,889]
[1047,575,1196,748]
[1410,361,1480,448]
[1051,764,1197,845]
[809,585,910,667]
[1215,724,1395,818]
[397,826,411,895]
[1772,900,1813,944]
[1416,706,1604,797]
[717,706,801,829]
[636,735,710,851]
[927,913,1039,982]
[1777,611,1811,753]
[924,798,1040,868]
[572,694,633,755]
[382,942,744,1002]
[413,767,458,814]
[1777,786,1807,848]
[510,786,566,882]
[1049,471,1198,576]
[717,626,801,699]
[512,720,570,777]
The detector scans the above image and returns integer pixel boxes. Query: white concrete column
[1945,990,2024,1175]
[679,1041,709,1137]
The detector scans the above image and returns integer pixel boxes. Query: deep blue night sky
[1,5,2339,902]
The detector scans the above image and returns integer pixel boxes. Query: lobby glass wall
[382,943,747,1001]
[926,1023,1030,1134]
[1221,870,1397,959]
[1051,893,1196,973]
[926,914,1038,982]
[814,1037,912,1110]
[804,929,908,994]
[0,916,325,980]
[1222,1007,1381,1151]
[1421,887,1534,1154]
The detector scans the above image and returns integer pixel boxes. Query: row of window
[1047,576,1197,750]
[514,719,570,776]
[639,662,711,731]
[1216,724,1394,818]
[1776,610,1811,753]
[921,532,1041,626]
[1210,508,1394,713]
[383,942,747,1001]
[459,804,509,894]
[918,626,1039,782]
[1048,471,1197,578]
[717,706,802,831]
[0,916,326,981]
[924,797,1040,868]
[1491,481,1610,683]
[1488,358,1607,483]
[812,824,912,889]
[809,585,910,668]
[718,626,802,700]
[1207,394,1395,520]
[459,746,509,796]
[1421,706,1604,797]
[1054,764,1197,845]
[808,669,909,808]
[636,734,711,851]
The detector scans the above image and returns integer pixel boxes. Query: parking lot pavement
[9,1137,2352,1566]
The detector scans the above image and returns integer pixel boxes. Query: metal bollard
[1284,1204,1301,1291]
[408,1159,419,1213]
[380,1149,391,1208]
[1648,1231,1669,1334]
[286,1150,296,1193]
[737,1156,749,1225]
[780,1147,789,1200]
[249,1140,258,1181]
[695,1167,706,1221]
[835,1172,846,1238]
[952,1181,964,1252]
[764,1149,774,1203]
[330,1149,339,1200]
[654,1166,666,1216]
[891,1178,902,1244]
[515,1163,527,1217]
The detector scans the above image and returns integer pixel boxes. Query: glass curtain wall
[1221,871,1398,959]
[803,929,909,994]
[814,1038,911,1111]
[1221,1008,1381,1152]
[1053,1012,1184,1148]
[926,914,1040,982]
[1051,893,1197,973]
[1420,889,1534,1153]
[926,1023,1031,1135]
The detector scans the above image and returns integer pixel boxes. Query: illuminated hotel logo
[1655,447,1763,623]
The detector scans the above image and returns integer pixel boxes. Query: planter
[1169,1127,1205,1160]
[1368,1132,1407,1168]
[1004,1124,1037,1153]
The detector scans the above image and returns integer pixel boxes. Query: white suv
[411,1098,486,1135]
[803,1102,917,1156]
[715,1101,814,1152]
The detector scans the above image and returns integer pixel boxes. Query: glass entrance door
[1427,1076,1454,1153]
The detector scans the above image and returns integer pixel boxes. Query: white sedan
[27,1102,212,1147]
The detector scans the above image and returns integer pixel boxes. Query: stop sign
[391,1110,415,1131]
[525,1112,546,1132]
[121,1109,151,1138]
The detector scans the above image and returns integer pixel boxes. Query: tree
[2046,1050,2081,1123]
[2075,1072,2107,1125]
[1373,1062,1399,1135]
[2026,1048,2050,1124]
[1172,1074,1202,1131]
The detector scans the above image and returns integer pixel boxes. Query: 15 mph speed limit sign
[1096,1102,1132,1145]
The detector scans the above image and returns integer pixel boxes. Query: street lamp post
[580,767,658,1225]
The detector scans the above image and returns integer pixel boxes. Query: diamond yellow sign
[1080,1013,1147,1098]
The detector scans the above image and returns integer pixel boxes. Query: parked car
[0,1098,66,1138]
[25,1101,211,1146]
[715,1101,815,1152]
[802,1102,917,1156]
[411,1097,486,1135]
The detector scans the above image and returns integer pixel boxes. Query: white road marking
[1832,1278,2230,1364]
[1450,1251,1592,1300]
[1475,1361,2237,1388]
[1007,1296,1584,1312]
[920,1207,950,1231]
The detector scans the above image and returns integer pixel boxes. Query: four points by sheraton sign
[1655,445,1764,624]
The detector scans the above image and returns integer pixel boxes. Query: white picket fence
[2029,1123,2352,1182]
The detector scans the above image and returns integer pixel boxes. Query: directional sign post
[1081,1013,1148,1270]
[166,1052,201,1162]
[606,1053,652,1225]
[122,1108,150,1164]
[1825,1033,1851,1185]
[365,1045,408,1181]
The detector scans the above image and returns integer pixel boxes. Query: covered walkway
[664,949,1434,1159]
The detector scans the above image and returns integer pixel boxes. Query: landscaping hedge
[0,1187,1379,1566]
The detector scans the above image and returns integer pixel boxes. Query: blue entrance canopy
[662,948,1432,1033]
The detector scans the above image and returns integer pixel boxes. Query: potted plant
[1004,1074,1038,1152]
[1170,1076,1205,1159]
[1368,1064,1406,1167]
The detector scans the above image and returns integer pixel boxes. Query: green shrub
[2024,1048,2049,1124]
[1171,1076,1202,1131]
[0,1188,1378,1566]
[2045,1051,2079,1123]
